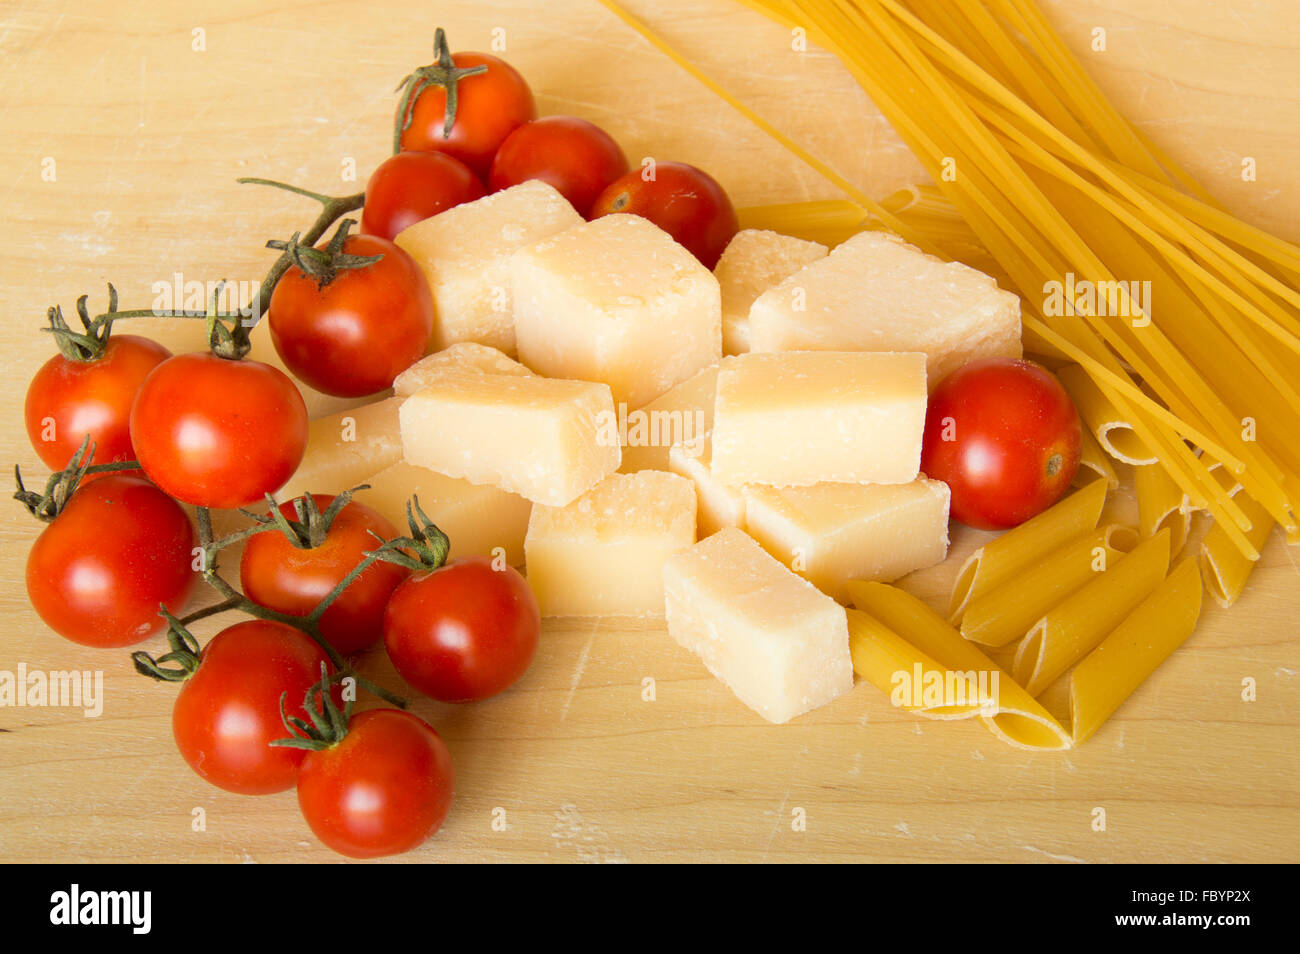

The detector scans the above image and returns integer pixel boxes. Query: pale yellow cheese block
[393,341,533,397]
[276,395,404,502]
[714,229,828,356]
[749,230,1021,387]
[399,368,620,507]
[668,435,746,538]
[352,461,532,567]
[742,477,951,603]
[511,214,722,409]
[618,360,728,474]
[662,527,853,724]
[525,471,697,617]
[711,351,927,487]
[394,180,582,356]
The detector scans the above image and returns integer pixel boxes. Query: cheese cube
[618,361,726,474]
[668,436,746,537]
[393,342,532,397]
[749,230,1021,385]
[399,368,620,507]
[662,528,853,724]
[525,471,697,617]
[742,478,951,602]
[711,351,927,487]
[277,396,404,501]
[714,229,828,356]
[511,214,722,409]
[395,180,582,356]
[352,462,532,566]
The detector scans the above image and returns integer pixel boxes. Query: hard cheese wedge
[399,367,620,507]
[353,462,532,566]
[277,396,404,502]
[511,214,722,409]
[618,360,727,474]
[525,471,697,617]
[663,528,853,724]
[393,341,532,396]
[742,478,951,602]
[714,229,828,356]
[711,351,927,487]
[749,230,1021,385]
[395,180,582,356]
[669,435,746,538]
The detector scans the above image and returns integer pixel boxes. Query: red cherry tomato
[25,334,172,473]
[399,51,535,180]
[383,556,539,703]
[361,151,485,241]
[172,620,334,795]
[921,358,1082,530]
[25,473,197,647]
[129,352,308,510]
[240,495,410,655]
[296,708,454,858]
[267,234,433,398]
[590,161,739,268]
[488,116,629,217]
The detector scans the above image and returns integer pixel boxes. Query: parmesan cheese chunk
[525,471,697,617]
[353,462,532,566]
[277,396,404,502]
[743,478,951,602]
[668,435,746,537]
[511,214,722,409]
[714,229,828,356]
[662,528,853,724]
[711,351,927,487]
[393,341,532,396]
[399,368,620,507]
[395,180,582,356]
[749,231,1021,385]
[618,360,727,474]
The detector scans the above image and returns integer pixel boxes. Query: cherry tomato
[25,473,197,647]
[296,708,454,858]
[399,51,535,179]
[129,352,308,510]
[361,151,485,241]
[240,495,410,655]
[921,358,1082,530]
[25,334,172,473]
[488,116,629,217]
[172,620,334,795]
[267,234,433,398]
[384,556,539,703]
[590,161,739,268]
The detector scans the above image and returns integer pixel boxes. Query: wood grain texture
[0,0,1297,863]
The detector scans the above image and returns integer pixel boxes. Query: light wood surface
[1,0,1297,863]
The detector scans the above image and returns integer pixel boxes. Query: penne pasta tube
[1073,424,1118,490]
[1069,559,1203,745]
[1181,456,1244,514]
[1199,491,1275,608]
[1057,364,1158,466]
[960,524,1139,648]
[1012,529,1171,696]
[847,582,1071,750]
[846,609,982,720]
[947,478,1106,622]
[1135,462,1190,556]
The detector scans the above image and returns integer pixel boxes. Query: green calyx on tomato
[267,218,382,292]
[131,610,205,682]
[367,496,451,573]
[251,485,369,551]
[272,663,353,752]
[13,436,140,523]
[392,27,489,151]
[42,285,121,363]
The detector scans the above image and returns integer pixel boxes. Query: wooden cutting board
[0,0,1296,863]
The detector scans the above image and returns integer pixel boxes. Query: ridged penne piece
[1073,424,1119,490]
[960,524,1140,648]
[847,582,1071,751]
[1135,462,1190,557]
[1057,364,1156,465]
[1069,559,1203,745]
[846,609,981,720]
[1012,529,1171,697]
[947,479,1107,623]
[1199,491,1275,608]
